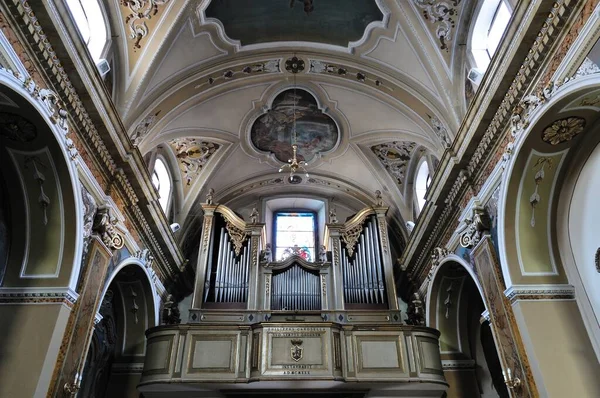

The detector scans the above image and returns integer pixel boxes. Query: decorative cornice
[0,287,79,307]
[504,284,576,304]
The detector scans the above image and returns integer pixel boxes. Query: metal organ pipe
[271,265,320,311]
[341,216,387,305]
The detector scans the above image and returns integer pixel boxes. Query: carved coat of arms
[290,339,303,362]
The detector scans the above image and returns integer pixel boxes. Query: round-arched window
[415,160,430,211]
[152,158,172,213]
[66,0,108,61]
[470,0,511,70]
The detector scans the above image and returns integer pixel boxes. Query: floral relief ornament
[121,0,171,50]
[541,117,585,145]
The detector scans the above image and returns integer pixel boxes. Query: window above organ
[274,211,317,262]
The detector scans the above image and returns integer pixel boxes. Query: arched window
[470,0,511,70]
[66,0,108,61]
[152,158,172,214]
[415,160,430,212]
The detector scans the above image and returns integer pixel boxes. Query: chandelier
[279,65,309,179]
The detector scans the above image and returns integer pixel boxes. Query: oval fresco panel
[250,89,338,163]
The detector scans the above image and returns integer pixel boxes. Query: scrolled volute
[92,207,125,250]
[459,208,490,248]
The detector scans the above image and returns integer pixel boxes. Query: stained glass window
[275,212,316,261]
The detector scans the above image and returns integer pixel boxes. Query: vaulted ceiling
[103,0,478,235]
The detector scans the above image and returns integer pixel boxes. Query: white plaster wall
[568,141,600,326]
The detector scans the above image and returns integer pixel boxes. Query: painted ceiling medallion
[0,112,37,142]
[251,89,338,163]
[169,138,220,187]
[413,0,463,51]
[205,0,383,47]
[121,0,171,50]
[371,141,417,188]
[541,117,585,145]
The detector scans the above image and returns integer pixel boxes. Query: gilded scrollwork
[378,219,389,254]
[225,220,248,257]
[341,222,364,257]
[202,216,213,254]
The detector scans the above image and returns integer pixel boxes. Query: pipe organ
[271,265,321,311]
[341,216,386,306]
[204,223,252,305]
[191,204,397,312]
[141,201,446,396]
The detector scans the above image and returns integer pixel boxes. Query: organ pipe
[341,217,386,305]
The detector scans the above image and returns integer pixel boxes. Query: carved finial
[375,190,384,207]
[250,207,259,224]
[206,188,215,205]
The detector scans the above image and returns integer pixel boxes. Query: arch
[498,74,600,357]
[426,254,486,324]
[82,258,159,397]
[100,257,159,327]
[498,74,600,289]
[0,70,84,290]
[426,255,508,397]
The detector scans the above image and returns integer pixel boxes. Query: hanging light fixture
[279,61,309,179]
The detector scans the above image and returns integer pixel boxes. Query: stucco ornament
[413,0,463,51]
[169,138,220,186]
[459,208,490,248]
[542,117,585,145]
[121,0,171,49]
[429,247,450,279]
[92,207,124,250]
[371,141,417,188]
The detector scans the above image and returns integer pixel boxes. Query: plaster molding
[195,0,391,55]
[0,287,79,307]
[504,284,576,304]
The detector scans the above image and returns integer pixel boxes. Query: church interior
[0,0,599,397]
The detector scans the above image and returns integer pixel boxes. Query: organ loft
[1,1,600,397]
[139,198,446,396]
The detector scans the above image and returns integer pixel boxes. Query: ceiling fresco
[250,89,338,163]
[205,0,383,47]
